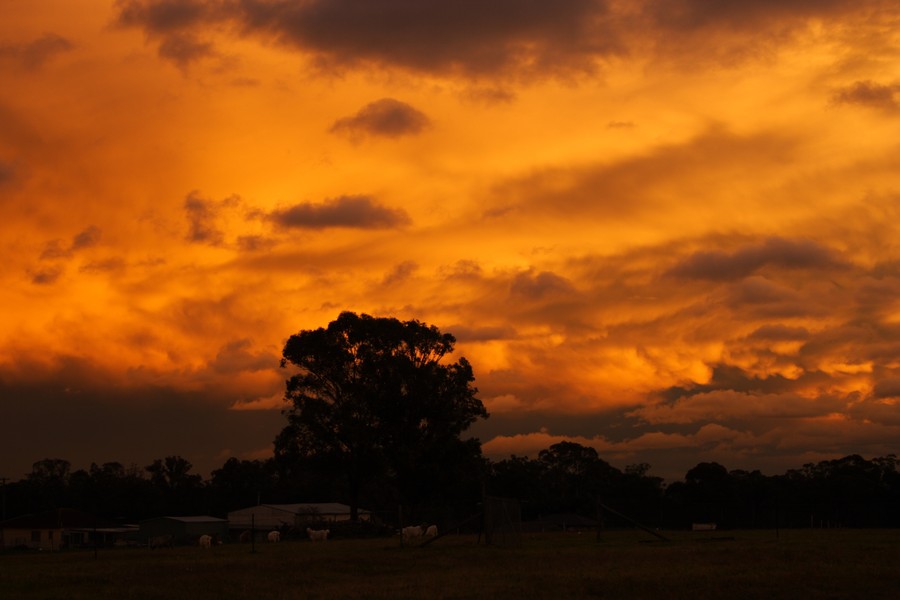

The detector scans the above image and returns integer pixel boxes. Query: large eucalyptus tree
[276,312,488,519]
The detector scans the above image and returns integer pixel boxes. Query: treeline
[3,444,899,529]
[491,444,900,529]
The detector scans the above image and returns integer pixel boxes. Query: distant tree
[489,455,548,520]
[276,312,489,520]
[25,458,72,511]
[209,458,277,511]
[28,458,71,483]
[684,462,732,525]
[146,456,202,490]
[145,456,204,515]
[537,441,620,516]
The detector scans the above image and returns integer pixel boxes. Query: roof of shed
[262,503,370,515]
[141,515,227,524]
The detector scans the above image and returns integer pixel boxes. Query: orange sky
[2,0,900,481]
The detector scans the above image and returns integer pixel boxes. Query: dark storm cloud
[381,261,418,286]
[447,324,517,343]
[39,240,70,261]
[873,378,900,399]
[228,0,621,77]
[114,0,622,77]
[158,32,216,68]
[644,0,857,31]
[667,237,843,280]
[235,234,275,252]
[184,191,235,245]
[114,1,899,75]
[658,363,824,400]
[30,266,63,285]
[832,81,900,112]
[270,195,410,230]
[489,128,798,220]
[210,339,278,373]
[727,276,816,319]
[39,226,102,261]
[79,258,128,274]
[0,355,283,479]
[115,0,221,69]
[330,98,430,140]
[746,324,810,342]
[0,33,74,69]
[510,270,577,300]
[71,226,102,250]
[0,160,13,184]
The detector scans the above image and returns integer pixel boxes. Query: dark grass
[2,529,899,599]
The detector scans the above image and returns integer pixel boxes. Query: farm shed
[228,503,372,531]
[0,508,117,551]
[139,516,228,545]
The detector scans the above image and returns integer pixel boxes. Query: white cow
[307,528,330,542]
[199,534,212,548]
[401,525,423,542]
[267,530,281,543]
[425,525,438,537]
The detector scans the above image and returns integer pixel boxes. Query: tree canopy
[276,312,489,519]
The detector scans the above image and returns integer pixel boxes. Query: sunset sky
[2,0,900,482]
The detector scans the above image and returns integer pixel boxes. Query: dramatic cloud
[833,80,900,112]
[71,226,102,250]
[37,227,102,261]
[667,238,844,281]
[158,32,216,69]
[112,0,900,77]
[330,99,430,140]
[183,192,247,245]
[0,33,73,69]
[218,0,622,78]
[270,195,411,230]
[30,266,63,285]
[3,1,900,480]
[0,160,13,184]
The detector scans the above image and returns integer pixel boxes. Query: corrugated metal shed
[139,515,228,545]
[227,503,372,529]
[0,508,117,550]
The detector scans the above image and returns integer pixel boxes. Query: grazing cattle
[401,525,423,542]
[267,530,281,543]
[307,528,329,542]
[199,534,212,548]
[425,525,438,537]
[148,534,174,549]
[239,530,251,543]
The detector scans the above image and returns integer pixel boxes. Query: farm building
[228,503,372,531]
[139,516,228,546]
[0,508,120,551]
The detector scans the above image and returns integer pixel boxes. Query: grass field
[2,529,899,599]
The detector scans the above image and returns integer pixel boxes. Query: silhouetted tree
[145,455,204,515]
[209,457,277,512]
[276,312,488,519]
[488,455,548,520]
[684,462,732,525]
[25,458,71,511]
[538,441,619,515]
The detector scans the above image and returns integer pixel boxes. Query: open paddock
[2,529,899,599]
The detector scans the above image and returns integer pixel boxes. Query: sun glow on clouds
[2,0,900,479]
